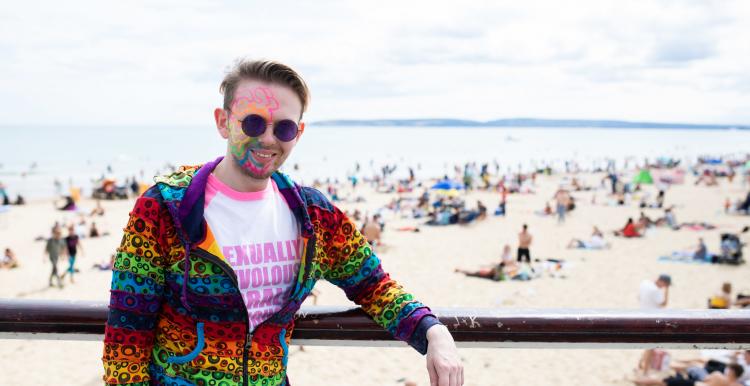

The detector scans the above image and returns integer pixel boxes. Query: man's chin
[239,164,277,180]
[231,154,279,180]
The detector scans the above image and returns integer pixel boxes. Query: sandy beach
[1,168,749,386]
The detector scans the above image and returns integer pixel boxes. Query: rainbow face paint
[226,85,288,179]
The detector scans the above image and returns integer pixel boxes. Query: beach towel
[658,255,711,264]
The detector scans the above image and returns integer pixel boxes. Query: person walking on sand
[554,188,568,224]
[61,225,82,284]
[44,228,66,288]
[517,224,533,263]
[101,58,462,386]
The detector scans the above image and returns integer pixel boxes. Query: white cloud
[0,0,749,126]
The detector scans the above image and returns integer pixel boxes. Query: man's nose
[257,123,277,146]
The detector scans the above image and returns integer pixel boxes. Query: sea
[1,126,749,200]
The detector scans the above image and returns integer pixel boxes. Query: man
[639,274,671,309]
[517,224,532,263]
[554,188,568,224]
[638,274,671,374]
[102,59,462,386]
[44,227,65,288]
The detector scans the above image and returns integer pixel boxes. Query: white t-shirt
[639,280,665,309]
[204,174,301,331]
[586,235,606,249]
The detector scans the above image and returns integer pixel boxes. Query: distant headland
[312,118,749,130]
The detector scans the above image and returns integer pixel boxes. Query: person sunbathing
[454,263,504,281]
[454,245,528,281]
[632,362,744,386]
[567,226,611,249]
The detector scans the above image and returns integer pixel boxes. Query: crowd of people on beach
[1,152,749,385]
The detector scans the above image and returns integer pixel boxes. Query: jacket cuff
[407,315,442,355]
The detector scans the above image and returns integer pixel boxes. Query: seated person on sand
[672,237,711,261]
[2,248,19,269]
[88,222,109,238]
[571,177,590,191]
[632,363,745,386]
[615,191,627,206]
[457,207,483,224]
[638,212,655,231]
[567,226,611,249]
[695,169,719,186]
[476,200,487,220]
[708,282,733,309]
[534,201,553,216]
[361,214,383,250]
[92,254,115,271]
[656,207,679,229]
[90,200,105,217]
[56,195,77,211]
[615,218,642,238]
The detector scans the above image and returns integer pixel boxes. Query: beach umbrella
[430,180,465,190]
[434,188,461,197]
[632,169,654,184]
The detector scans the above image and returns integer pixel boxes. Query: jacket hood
[153,155,314,245]
[152,156,314,313]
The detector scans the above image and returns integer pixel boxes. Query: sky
[1,0,749,126]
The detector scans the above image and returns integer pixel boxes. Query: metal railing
[1,299,749,349]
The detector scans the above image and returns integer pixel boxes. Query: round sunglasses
[236,114,300,142]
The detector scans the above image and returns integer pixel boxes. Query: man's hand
[425,324,463,386]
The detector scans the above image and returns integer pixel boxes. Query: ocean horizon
[2,125,749,200]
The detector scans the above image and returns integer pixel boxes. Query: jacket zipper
[191,249,253,385]
[192,243,314,386]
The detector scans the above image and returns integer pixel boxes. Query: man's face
[216,79,303,180]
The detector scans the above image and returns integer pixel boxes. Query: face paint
[226,86,286,179]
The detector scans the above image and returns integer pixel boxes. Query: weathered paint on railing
[1,299,749,349]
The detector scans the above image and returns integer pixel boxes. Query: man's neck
[213,157,270,192]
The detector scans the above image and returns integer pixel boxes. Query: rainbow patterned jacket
[102,156,440,386]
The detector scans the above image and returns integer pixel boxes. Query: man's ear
[296,122,305,140]
[215,108,229,139]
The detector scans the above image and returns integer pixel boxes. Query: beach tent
[633,169,654,184]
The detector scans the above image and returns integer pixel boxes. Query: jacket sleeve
[318,204,442,355]
[102,190,170,385]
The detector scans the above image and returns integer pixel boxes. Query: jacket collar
[155,156,314,245]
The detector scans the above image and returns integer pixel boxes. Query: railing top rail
[2,299,749,349]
